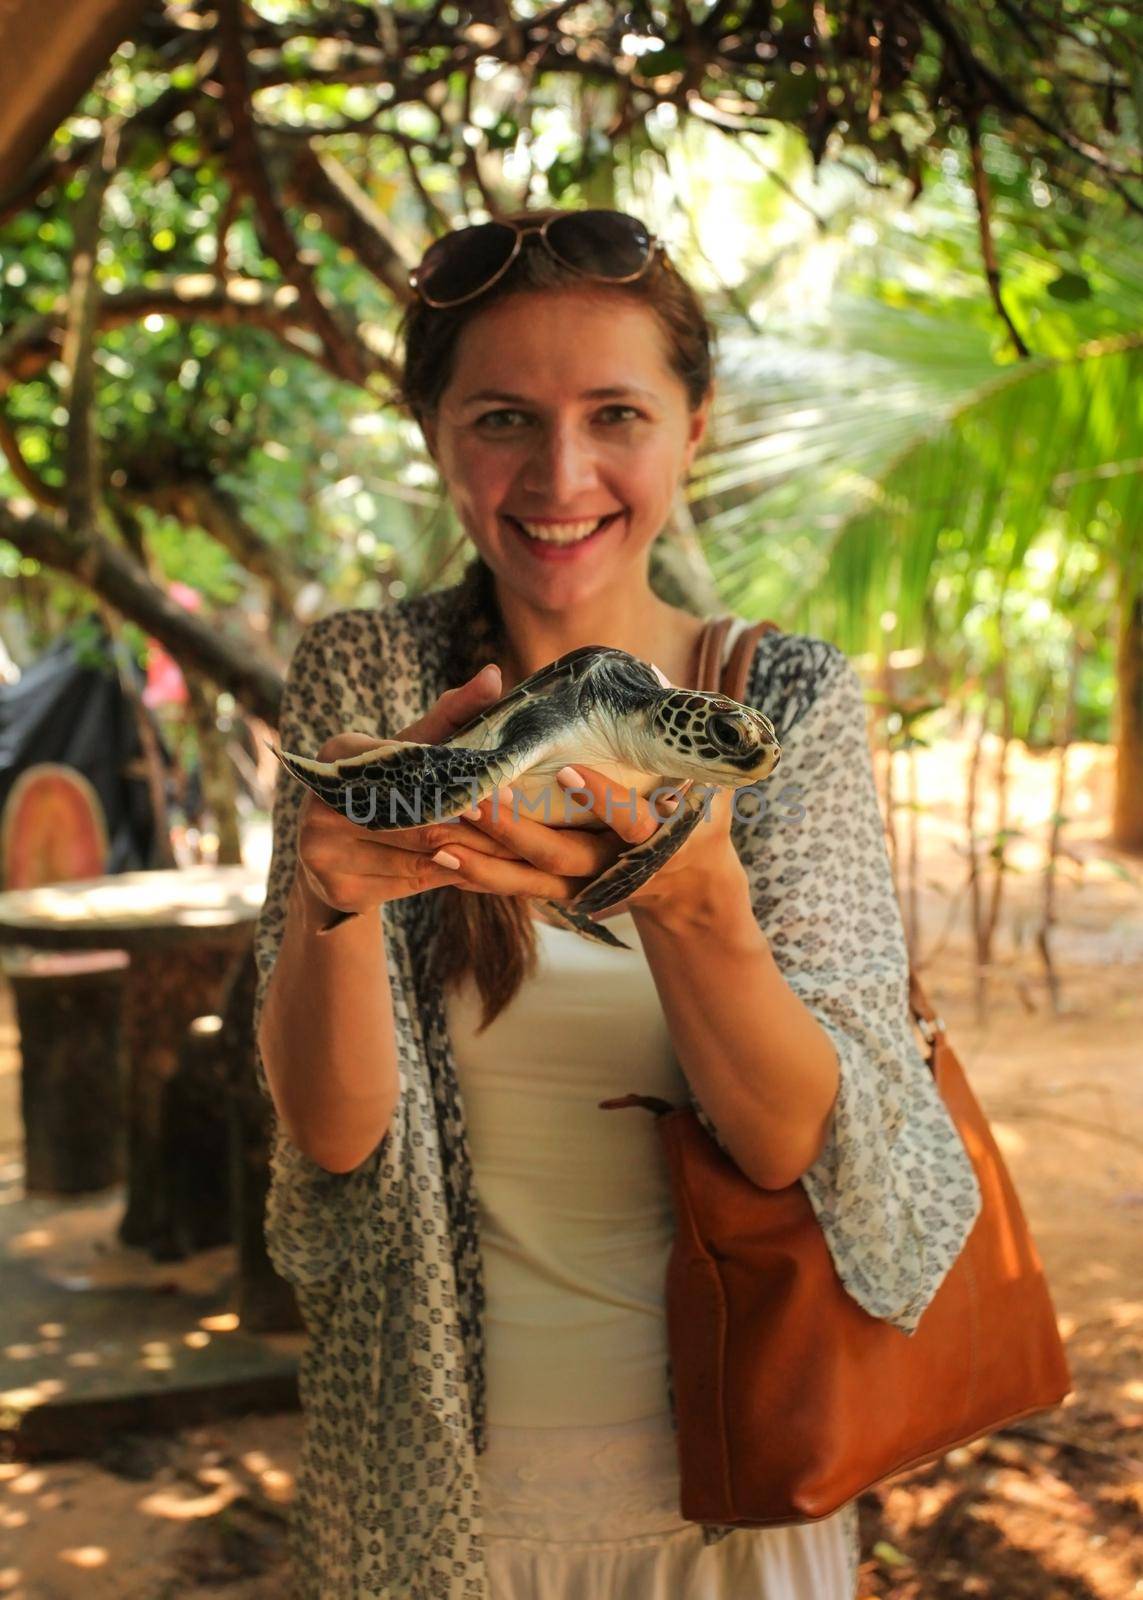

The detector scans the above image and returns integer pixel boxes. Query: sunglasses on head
[407,209,669,309]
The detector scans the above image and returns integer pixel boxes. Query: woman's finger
[300,856,465,912]
[306,803,521,862]
[464,786,623,877]
[430,844,587,904]
[554,766,678,846]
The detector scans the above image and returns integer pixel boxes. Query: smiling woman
[400,214,720,1016]
[418,297,705,620]
[252,206,981,1600]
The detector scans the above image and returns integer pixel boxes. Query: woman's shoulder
[744,624,855,742]
[290,587,458,662]
[282,589,462,732]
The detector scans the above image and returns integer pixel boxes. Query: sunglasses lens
[416,222,517,303]
[546,210,651,276]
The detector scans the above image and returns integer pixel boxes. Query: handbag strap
[693,615,734,693]
[908,969,947,1048]
[695,614,778,696]
[699,613,940,1058]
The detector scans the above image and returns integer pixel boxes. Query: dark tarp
[0,620,160,873]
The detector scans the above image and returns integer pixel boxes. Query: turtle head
[645,691,781,784]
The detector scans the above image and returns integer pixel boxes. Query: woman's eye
[476,409,526,429]
[475,406,643,430]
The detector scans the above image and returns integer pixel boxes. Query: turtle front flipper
[567,784,710,917]
[271,739,526,831]
[538,898,632,949]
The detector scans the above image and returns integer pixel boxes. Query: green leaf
[873,1540,913,1568]
[1046,270,1092,302]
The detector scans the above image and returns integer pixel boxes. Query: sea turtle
[272,645,781,948]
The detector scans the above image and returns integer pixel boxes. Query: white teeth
[514,515,611,544]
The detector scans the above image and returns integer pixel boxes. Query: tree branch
[0,275,400,400]
[62,128,121,538]
[0,409,61,508]
[214,0,370,386]
[279,144,416,304]
[135,479,311,621]
[0,497,284,725]
[965,111,1030,359]
[394,131,454,234]
[0,80,198,225]
[911,0,1142,183]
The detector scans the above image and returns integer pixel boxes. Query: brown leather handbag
[599,615,1071,1526]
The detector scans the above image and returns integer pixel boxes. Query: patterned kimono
[252,583,982,1598]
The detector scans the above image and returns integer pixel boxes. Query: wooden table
[0,866,264,1250]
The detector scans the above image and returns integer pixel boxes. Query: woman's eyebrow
[461,385,656,405]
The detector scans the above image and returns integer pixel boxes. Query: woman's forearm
[257,871,399,1173]
[631,856,840,1190]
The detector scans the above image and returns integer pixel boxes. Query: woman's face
[421,287,711,616]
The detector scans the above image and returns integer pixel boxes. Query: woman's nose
[519,423,599,504]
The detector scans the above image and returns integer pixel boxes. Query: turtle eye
[708,713,744,750]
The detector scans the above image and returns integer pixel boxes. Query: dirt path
[2,735,1140,1598]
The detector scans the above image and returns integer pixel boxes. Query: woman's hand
[294,663,515,916]
[439,763,742,922]
[292,665,633,918]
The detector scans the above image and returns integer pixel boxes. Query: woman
[254,208,981,1599]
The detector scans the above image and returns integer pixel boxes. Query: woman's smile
[501,509,625,559]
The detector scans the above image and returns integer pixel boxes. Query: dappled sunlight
[5,1469,45,1495]
[0,1314,261,1419]
[8,1227,54,1255]
[990,1121,1026,1158]
[139,1464,244,1521]
[1108,1300,1142,1330]
[0,1417,299,1597]
[58,1545,109,1568]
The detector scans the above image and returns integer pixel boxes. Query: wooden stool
[150,1012,234,1262]
[5,948,130,1194]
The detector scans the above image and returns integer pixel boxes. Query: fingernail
[557,766,585,787]
[477,663,501,688]
[432,849,461,869]
[649,661,671,687]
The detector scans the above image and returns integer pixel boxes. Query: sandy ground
[1,732,1140,1599]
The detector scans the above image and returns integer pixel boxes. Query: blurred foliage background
[0,0,1139,863]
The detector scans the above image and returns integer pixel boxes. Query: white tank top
[443,911,691,1428]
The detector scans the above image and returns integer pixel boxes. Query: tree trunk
[1037,633,1080,1013]
[966,706,988,1025]
[186,675,244,865]
[1112,578,1143,852]
[982,658,1012,959]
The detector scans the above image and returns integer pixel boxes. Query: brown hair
[390,208,717,1030]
